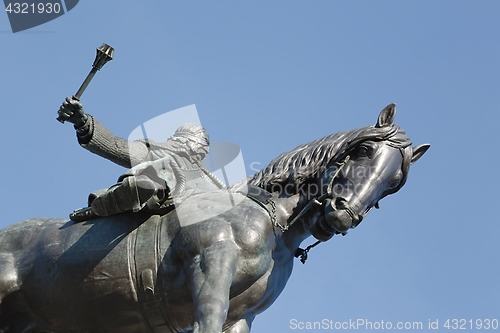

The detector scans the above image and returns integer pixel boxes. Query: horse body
[0,105,429,333]
[0,217,148,332]
[0,191,305,333]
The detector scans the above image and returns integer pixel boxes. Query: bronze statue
[0,103,429,333]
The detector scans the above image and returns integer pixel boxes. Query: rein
[287,155,350,230]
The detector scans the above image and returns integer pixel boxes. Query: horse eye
[357,145,373,158]
[389,171,403,189]
[389,177,401,189]
[357,146,368,157]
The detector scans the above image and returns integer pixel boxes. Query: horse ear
[411,144,430,164]
[376,103,396,128]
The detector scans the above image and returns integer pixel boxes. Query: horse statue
[0,104,429,333]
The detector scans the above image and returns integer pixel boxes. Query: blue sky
[1,1,499,331]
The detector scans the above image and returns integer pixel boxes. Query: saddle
[70,183,273,223]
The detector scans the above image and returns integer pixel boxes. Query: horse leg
[0,253,21,331]
[223,317,255,333]
[185,240,239,333]
[0,292,47,333]
[0,254,51,333]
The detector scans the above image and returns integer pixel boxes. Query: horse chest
[227,250,294,322]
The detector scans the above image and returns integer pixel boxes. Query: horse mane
[250,124,413,195]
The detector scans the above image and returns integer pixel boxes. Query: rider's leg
[91,176,163,216]
[69,176,166,222]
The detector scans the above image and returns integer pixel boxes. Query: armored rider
[57,97,225,222]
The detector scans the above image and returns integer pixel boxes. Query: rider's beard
[186,142,209,165]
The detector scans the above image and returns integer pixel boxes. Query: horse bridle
[289,154,352,263]
[286,154,351,230]
[292,145,408,263]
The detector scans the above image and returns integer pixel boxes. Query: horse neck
[273,192,315,251]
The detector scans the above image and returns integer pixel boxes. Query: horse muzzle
[308,197,362,242]
[324,197,361,233]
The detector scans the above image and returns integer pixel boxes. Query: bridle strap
[287,154,351,229]
[294,240,321,264]
[326,155,350,196]
[289,155,351,264]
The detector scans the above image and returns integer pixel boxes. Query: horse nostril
[326,209,352,232]
[332,197,348,210]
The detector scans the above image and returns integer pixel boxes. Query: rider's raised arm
[77,114,150,168]
[58,97,150,168]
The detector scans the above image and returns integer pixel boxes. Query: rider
[57,97,225,222]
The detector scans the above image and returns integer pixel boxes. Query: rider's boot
[69,207,97,222]
[69,176,163,222]
[91,176,158,215]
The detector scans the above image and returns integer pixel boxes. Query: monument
[0,45,429,333]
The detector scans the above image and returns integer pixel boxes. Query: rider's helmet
[171,123,210,157]
[173,123,209,146]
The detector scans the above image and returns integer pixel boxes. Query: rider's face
[198,143,209,156]
[187,140,209,160]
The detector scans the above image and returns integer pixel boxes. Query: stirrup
[70,207,98,222]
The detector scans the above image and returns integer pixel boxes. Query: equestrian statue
[0,99,429,333]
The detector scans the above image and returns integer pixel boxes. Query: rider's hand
[57,97,87,128]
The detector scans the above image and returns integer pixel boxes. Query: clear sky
[1,1,499,332]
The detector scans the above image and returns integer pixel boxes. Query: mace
[57,43,114,123]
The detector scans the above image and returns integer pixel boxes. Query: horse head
[308,104,430,241]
